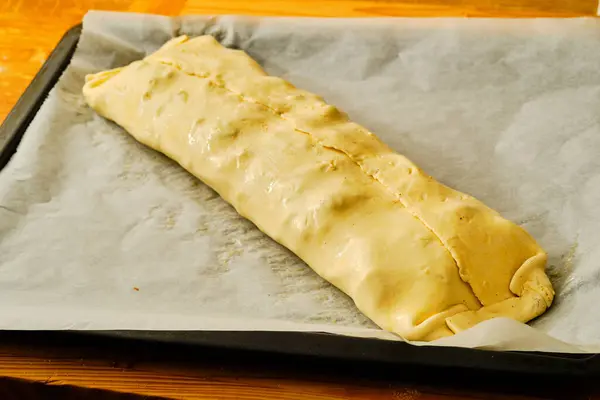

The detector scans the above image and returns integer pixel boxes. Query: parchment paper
[1,11,600,353]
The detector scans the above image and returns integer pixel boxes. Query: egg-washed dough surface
[83,35,554,341]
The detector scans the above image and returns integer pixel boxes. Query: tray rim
[0,22,598,382]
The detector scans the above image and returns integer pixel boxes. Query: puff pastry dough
[83,35,554,341]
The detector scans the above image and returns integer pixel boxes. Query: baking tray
[1,24,599,392]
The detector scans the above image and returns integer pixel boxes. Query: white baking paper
[1,11,600,353]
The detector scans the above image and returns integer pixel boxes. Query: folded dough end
[397,304,469,342]
[445,252,554,334]
[84,67,123,87]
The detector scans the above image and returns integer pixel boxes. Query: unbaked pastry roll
[83,35,554,341]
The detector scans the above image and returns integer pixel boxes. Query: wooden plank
[0,339,549,400]
[181,0,596,17]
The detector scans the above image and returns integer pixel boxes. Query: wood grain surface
[0,331,590,400]
[0,1,599,399]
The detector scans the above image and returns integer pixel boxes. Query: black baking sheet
[1,24,599,385]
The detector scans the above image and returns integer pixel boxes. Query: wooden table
[0,1,598,399]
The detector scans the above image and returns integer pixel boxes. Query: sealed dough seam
[153,59,479,310]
